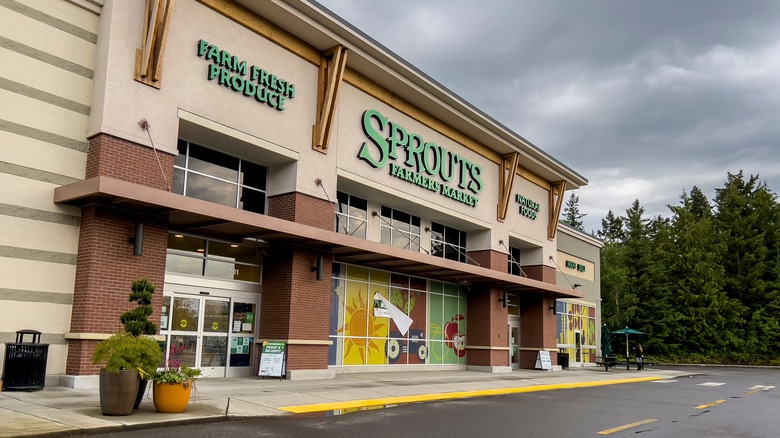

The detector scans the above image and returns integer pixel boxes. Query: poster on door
[258,341,286,378]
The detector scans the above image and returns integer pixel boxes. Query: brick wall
[466,284,509,367]
[522,264,557,283]
[268,192,334,231]
[67,205,168,375]
[259,245,332,370]
[466,249,508,272]
[519,294,558,369]
[86,133,174,189]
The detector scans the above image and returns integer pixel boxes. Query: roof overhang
[54,177,583,299]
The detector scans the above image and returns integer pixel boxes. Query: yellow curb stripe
[696,399,726,409]
[597,418,657,435]
[279,375,665,414]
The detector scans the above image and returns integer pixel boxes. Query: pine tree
[561,192,587,231]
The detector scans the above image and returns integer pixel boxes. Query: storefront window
[556,301,597,363]
[430,222,467,262]
[379,206,421,252]
[509,246,523,276]
[335,192,368,238]
[174,140,267,214]
[329,263,467,367]
[166,234,261,283]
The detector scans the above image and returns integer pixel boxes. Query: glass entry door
[574,331,583,366]
[509,320,520,370]
[163,294,229,377]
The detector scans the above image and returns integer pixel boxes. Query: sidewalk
[0,367,683,437]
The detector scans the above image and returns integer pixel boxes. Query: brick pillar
[466,249,508,272]
[268,192,334,231]
[466,284,509,368]
[66,133,173,375]
[519,294,558,369]
[259,245,332,373]
[522,264,557,283]
[67,205,169,375]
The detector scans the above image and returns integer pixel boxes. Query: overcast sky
[316,0,780,234]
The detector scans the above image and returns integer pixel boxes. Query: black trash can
[557,351,569,369]
[2,329,49,391]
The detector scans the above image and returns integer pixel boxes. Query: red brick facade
[258,245,332,371]
[466,284,509,367]
[66,136,172,374]
[519,294,558,368]
[268,192,334,231]
[466,249,508,272]
[86,133,174,190]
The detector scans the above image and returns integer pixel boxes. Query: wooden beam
[135,0,176,89]
[497,152,520,222]
[312,45,348,154]
[548,180,567,240]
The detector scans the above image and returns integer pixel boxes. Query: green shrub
[92,332,162,376]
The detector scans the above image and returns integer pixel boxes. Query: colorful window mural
[328,264,467,366]
[556,301,597,363]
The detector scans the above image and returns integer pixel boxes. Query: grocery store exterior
[0,0,602,385]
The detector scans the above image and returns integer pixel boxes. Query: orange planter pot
[152,381,193,413]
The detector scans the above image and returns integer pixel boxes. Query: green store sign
[515,194,539,220]
[197,39,295,111]
[357,109,483,208]
[565,260,586,272]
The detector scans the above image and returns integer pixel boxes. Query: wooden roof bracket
[134,0,176,89]
[548,180,567,240]
[312,45,348,154]
[497,152,520,222]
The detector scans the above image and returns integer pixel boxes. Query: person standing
[634,342,644,370]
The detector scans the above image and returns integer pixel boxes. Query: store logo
[357,109,483,208]
[565,260,586,272]
[196,39,295,111]
[515,194,539,220]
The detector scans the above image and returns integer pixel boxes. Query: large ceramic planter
[99,368,140,416]
[152,381,193,413]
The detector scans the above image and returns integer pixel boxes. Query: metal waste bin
[2,330,49,391]
[557,351,569,369]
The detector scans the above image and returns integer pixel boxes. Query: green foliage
[149,366,203,388]
[561,192,587,231]
[91,332,162,376]
[120,278,158,336]
[599,172,780,364]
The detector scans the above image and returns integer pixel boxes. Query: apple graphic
[444,314,466,357]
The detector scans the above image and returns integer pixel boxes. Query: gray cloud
[318,0,780,232]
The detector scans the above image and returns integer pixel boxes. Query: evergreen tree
[562,192,587,231]
[598,210,624,242]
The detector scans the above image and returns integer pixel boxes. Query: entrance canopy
[55,177,583,298]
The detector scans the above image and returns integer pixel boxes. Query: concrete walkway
[0,367,684,437]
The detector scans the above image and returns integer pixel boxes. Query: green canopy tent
[610,327,645,369]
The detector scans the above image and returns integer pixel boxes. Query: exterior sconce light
[129,223,144,256]
[311,255,323,281]
[498,291,508,308]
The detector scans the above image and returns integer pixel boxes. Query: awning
[54,176,584,299]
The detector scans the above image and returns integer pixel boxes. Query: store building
[0,0,594,385]
[554,224,604,367]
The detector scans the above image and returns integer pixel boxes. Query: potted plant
[120,278,159,409]
[149,365,203,413]
[91,278,162,415]
[91,332,162,416]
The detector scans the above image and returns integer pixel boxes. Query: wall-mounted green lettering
[515,194,540,220]
[358,109,483,208]
[197,39,295,111]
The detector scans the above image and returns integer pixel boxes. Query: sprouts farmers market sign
[196,39,295,111]
[357,109,483,207]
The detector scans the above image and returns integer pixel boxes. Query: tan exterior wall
[0,0,100,376]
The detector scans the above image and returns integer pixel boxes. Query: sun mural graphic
[337,287,388,365]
